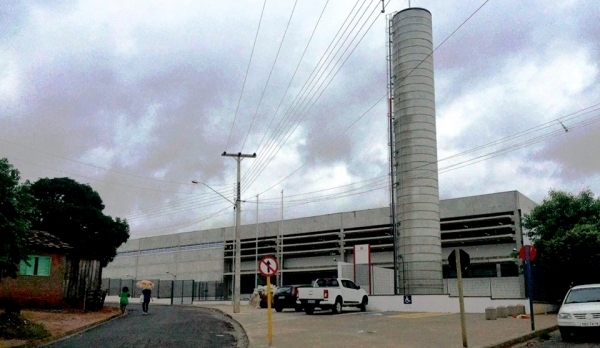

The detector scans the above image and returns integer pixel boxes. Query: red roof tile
[28,230,72,250]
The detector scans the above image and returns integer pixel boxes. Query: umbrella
[136,280,154,289]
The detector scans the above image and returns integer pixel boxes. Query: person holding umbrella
[136,280,154,315]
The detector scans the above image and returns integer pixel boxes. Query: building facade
[104,190,537,299]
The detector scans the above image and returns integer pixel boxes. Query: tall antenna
[386,11,399,295]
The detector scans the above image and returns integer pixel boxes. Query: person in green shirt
[119,286,130,314]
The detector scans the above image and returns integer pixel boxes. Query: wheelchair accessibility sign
[403,295,412,304]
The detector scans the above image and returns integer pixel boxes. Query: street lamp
[125,274,136,296]
[166,272,177,305]
[192,151,256,314]
[191,181,235,205]
[192,180,237,311]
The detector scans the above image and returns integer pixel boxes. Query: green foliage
[537,330,551,340]
[27,177,129,266]
[523,189,600,299]
[0,158,36,279]
[0,312,50,340]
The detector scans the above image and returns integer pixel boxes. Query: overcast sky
[1,0,599,240]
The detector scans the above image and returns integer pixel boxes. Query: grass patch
[0,312,50,340]
[537,331,551,340]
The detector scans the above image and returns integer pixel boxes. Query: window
[347,280,359,290]
[20,255,51,276]
[341,280,358,289]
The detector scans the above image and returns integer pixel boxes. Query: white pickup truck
[297,278,368,314]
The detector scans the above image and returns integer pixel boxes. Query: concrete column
[513,192,526,298]
[392,7,443,294]
[339,228,345,261]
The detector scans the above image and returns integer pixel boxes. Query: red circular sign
[519,245,537,261]
[258,256,278,277]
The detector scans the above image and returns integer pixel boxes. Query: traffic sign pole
[455,248,468,348]
[525,246,535,331]
[258,256,278,347]
[267,275,273,346]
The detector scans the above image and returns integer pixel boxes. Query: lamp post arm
[192,181,235,205]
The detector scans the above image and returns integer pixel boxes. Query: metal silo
[392,7,443,294]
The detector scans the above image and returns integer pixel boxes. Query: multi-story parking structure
[103,190,537,299]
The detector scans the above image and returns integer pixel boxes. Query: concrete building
[104,190,537,299]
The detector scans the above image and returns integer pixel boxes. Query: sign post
[258,255,279,346]
[449,249,469,348]
[520,245,537,331]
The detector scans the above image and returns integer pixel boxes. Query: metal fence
[337,261,526,299]
[101,278,229,303]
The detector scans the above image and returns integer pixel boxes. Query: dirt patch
[0,307,120,348]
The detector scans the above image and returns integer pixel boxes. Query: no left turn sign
[258,256,279,277]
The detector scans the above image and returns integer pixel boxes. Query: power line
[132,205,233,234]
[3,155,197,195]
[243,1,385,191]
[243,0,491,197]
[139,108,600,233]
[441,103,600,163]
[132,106,596,233]
[224,0,268,150]
[242,0,370,184]
[241,0,299,151]
[244,0,331,165]
[255,93,387,197]
[0,137,198,187]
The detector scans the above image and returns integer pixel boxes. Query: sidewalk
[199,304,557,348]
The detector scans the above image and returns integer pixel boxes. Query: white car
[557,283,600,340]
[297,278,368,314]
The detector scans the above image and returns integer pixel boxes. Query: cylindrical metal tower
[392,7,443,295]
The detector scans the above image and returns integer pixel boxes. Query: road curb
[478,325,558,348]
[201,306,251,348]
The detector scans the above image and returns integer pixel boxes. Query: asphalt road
[42,305,248,348]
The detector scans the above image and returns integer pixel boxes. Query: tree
[27,177,129,266]
[0,158,36,279]
[523,189,600,299]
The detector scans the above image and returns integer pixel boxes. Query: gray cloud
[1,0,599,238]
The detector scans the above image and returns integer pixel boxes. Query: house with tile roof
[0,230,103,309]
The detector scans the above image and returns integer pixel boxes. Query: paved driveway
[203,304,558,348]
[42,305,248,348]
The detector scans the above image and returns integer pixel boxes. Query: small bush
[538,331,551,340]
[21,321,50,340]
[0,312,50,340]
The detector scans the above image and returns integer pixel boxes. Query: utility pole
[222,151,256,313]
[255,194,259,290]
[279,190,284,286]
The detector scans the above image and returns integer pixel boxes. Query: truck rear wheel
[304,306,315,315]
[332,297,343,314]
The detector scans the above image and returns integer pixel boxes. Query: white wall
[444,277,524,299]
[369,295,530,314]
